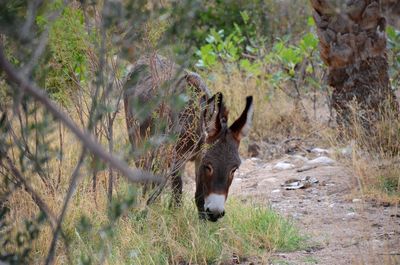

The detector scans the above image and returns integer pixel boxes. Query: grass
[4,63,398,264]
[199,66,317,142]
[326,103,400,204]
[65,188,303,265]
[4,140,303,265]
[2,69,306,264]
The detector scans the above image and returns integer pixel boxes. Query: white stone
[311,148,330,154]
[306,156,335,166]
[273,162,295,170]
[271,189,281,193]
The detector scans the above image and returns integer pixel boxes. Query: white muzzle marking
[204,193,226,213]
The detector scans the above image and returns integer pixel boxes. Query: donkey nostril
[206,208,210,212]
[221,211,225,217]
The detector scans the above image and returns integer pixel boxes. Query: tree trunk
[310,0,398,131]
[382,0,400,29]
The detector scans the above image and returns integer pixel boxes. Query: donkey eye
[231,167,238,175]
[204,164,213,174]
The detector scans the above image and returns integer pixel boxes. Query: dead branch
[0,45,163,185]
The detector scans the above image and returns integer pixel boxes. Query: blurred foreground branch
[0,155,57,229]
[0,45,163,185]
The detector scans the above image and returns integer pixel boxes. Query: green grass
[378,175,400,196]
[69,193,304,265]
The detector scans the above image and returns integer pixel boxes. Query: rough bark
[310,0,398,131]
[382,0,400,29]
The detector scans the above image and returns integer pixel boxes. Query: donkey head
[195,93,254,222]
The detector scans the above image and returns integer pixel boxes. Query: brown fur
[123,54,253,221]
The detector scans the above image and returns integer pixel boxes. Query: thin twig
[0,45,163,185]
[0,156,57,230]
[45,149,87,265]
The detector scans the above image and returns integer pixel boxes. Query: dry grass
[6,59,399,265]
[2,90,304,264]
[5,174,303,264]
[200,67,321,141]
[326,103,400,204]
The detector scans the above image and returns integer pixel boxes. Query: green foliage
[170,0,311,56]
[271,31,319,79]
[387,26,400,89]
[42,6,89,106]
[196,18,322,95]
[182,0,266,49]
[195,28,245,68]
[378,175,400,196]
[0,0,29,39]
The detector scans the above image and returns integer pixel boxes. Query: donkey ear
[229,96,254,142]
[203,92,224,140]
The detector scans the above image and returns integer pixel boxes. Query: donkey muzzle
[205,208,225,222]
[204,193,226,222]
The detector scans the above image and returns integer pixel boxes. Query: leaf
[206,34,215,44]
[240,59,251,69]
[246,45,256,54]
[279,46,302,65]
[300,32,318,52]
[197,44,217,68]
[240,10,250,25]
[273,41,284,53]
[307,16,315,27]
[306,64,313,74]
[386,26,397,40]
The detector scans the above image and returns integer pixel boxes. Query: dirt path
[184,148,400,265]
[231,151,400,265]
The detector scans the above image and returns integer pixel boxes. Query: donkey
[123,55,253,222]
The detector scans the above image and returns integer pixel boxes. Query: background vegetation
[0,0,399,264]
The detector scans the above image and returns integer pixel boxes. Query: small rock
[306,156,335,166]
[343,212,358,220]
[271,189,281,193]
[281,179,304,189]
[273,162,295,170]
[352,198,362,203]
[311,147,330,154]
[346,212,356,217]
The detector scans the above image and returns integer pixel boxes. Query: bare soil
[184,146,400,265]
